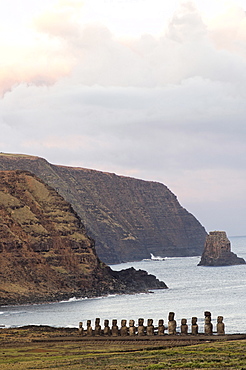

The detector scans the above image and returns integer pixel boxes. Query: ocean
[1,236,246,334]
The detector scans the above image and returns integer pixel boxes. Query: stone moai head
[192,317,197,325]
[104,319,109,327]
[181,318,187,325]
[217,316,223,323]
[87,320,91,327]
[121,319,127,327]
[112,319,118,327]
[129,320,135,327]
[79,322,83,328]
[158,319,164,326]
[138,318,144,326]
[147,319,153,326]
[95,318,100,326]
[169,312,175,321]
[204,311,211,318]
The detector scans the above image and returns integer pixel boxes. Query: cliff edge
[0,153,207,263]
[198,231,246,266]
[0,170,166,306]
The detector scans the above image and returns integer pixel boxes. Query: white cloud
[1,1,246,234]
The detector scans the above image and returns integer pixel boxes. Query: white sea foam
[150,253,166,261]
[59,296,88,304]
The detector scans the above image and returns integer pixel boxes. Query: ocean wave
[59,296,88,304]
[143,253,166,261]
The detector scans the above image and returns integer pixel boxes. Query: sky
[0,0,246,236]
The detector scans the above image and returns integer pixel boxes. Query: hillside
[0,153,207,264]
[0,170,166,305]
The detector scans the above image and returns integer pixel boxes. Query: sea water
[1,236,246,334]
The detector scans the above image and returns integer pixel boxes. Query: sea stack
[198,231,245,266]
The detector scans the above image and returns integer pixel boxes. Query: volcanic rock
[0,153,207,264]
[198,231,246,266]
[0,170,166,306]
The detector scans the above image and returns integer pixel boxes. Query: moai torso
[158,319,165,336]
[129,320,136,336]
[137,318,145,336]
[191,317,198,335]
[87,320,93,336]
[78,322,84,336]
[120,320,128,336]
[181,318,188,335]
[147,319,154,336]
[111,319,119,336]
[94,318,101,336]
[168,312,176,335]
[217,316,225,335]
[103,319,110,336]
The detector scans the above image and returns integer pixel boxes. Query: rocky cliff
[0,170,166,306]
[198,231,246,266]
[0,153,207,264]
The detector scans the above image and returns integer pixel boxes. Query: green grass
[1,340,246,370]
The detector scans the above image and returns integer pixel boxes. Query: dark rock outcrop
[0,170,166,306]
[0,153,207,263]
[198,231,246,266]
[111,267,167,291]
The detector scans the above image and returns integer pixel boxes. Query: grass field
[1,327,246,369]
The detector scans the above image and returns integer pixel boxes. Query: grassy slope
[1,328,246,369]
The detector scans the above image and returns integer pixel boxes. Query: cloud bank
[1,1,246,235]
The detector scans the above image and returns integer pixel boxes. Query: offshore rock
[0,170,166,306]
[198,231,246,266]
[0,153,207,264]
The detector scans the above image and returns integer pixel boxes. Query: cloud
[1,1,246,234]
[1,0,246,96]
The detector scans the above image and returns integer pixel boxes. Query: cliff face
[0,170,166,306]
[0,153,207,264]
[198,231,246,266]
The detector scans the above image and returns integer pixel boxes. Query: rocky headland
[198,231,246,266]
[0,153,207,264]
[0,170,166,306]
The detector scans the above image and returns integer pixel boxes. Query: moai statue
[129,320,136,336]
[94,318,101,336]
[158,319,165,336]
[137,318,145,336]
[191,317,198,335]
[111,319,119,337]
[181,318,188,335]
[217,316,225,335]
[168,312,176,335]
[120,319,128,336]
[204,312,213,335]
[147,319,155,336]
[103,319,111,336]
[86,320,93,336]
[78,322,84,336]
